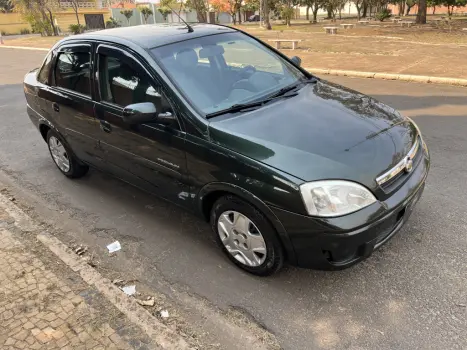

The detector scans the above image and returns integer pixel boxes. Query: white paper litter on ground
[121,285,136,296]
[107,241,121,253]
[160,310,169,318]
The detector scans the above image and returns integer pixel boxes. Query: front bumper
[271,149,429,270]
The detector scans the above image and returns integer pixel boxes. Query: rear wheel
[46,129,88,178]
[210,195,284,276]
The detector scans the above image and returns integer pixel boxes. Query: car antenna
[166,4,194,33]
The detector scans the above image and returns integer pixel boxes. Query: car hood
[208,80,417,191]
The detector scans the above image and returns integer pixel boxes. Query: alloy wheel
[48,136,70,173]
[217,210,267,267]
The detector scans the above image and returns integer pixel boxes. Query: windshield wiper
[206,99,270,119]
[206,78,316,119]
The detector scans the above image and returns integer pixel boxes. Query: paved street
[0,47,466,350]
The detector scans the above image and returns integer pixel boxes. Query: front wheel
[210,195,284,276]
[47,129,88,178]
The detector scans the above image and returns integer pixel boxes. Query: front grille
[378,137,422,193]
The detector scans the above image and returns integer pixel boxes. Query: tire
[46,129,88,178]
[210,195,284,276]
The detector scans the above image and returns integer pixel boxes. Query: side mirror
[122,102,175,125]
[290,56,302,67]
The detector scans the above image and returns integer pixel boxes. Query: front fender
[197,182,297,264]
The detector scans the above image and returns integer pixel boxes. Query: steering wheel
[230,65,258,92]
[237,65,257,79]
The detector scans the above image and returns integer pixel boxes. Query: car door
[47,43,102,166]
[93,44,189,205]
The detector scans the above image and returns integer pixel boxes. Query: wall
[111,7,198,26]
[0,13,31,35]
[55,10,111,32]
[0,10,110,35]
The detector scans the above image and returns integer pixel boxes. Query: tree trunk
[238,9,242,24]
[313,7,319,22]
[73,7,80,26]
[338,8,342,20]
[306,6,310,20]
[362,3,368,18]
[416,0,427,24]
[406,5,412,15]
[262,0,271,30]
[432,6,436,15]
[356,5,361,20]
[327,6,333,19]
[196,10,206,23]
[47,9,58,36]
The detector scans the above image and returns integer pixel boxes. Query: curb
[307,68,467,87]
[2,44,465,88]
[0,45,49,51]
[0,192,192,350]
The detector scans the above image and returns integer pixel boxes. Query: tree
[158,6,171,20]
[185,0,208,22]
[301,0,323,22]
[443,0,467,17]
[120,9,133,25]
[0,0,14,12]
[262,0,272,29]
[353,0,364,19]
[405,0,416,14]
[416,0,427,23]
[68,0,87,27]
[326,0,347,20]
[13,0,58,36]
[210,0,228,22]
[140,6,153,24]
[426,0,441,14]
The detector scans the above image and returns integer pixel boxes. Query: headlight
[300,180,377,217]
[407,117,428,154]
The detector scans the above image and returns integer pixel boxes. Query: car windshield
[150,32,306,116]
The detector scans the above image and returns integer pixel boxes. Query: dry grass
[4,18,467,79]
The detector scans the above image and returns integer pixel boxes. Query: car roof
[63,23,238,49]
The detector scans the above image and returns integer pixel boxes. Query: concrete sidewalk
[0,208,159,350]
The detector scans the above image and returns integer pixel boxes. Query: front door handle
[100,120,112,133]
[52,103,60,112]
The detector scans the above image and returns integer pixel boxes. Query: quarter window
[55,51,91,96]
[37,52,53,85]
[98,54,172,114]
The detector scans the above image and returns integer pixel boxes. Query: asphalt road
[0,48,466,350]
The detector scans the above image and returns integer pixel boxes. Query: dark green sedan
[23,23,429,275]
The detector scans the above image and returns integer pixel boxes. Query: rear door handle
[52,103,59,112]
[100,120,112,133]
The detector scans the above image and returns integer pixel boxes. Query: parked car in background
[23,24,429,276]
[248,14,260,22]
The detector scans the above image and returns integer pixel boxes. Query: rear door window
[54,48,91,96]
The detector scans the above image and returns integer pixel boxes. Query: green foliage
[140,6,154,24]
[158,7,172,20]
[105,17,121,29]
[69,24,86,35]
[375,8,392,21]
[0,0,14,13]
[443,0,467,16]
[120,9,134,25]
[20,28,30,34]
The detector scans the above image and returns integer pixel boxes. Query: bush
[375,8,392,22]
[69,24,86,35]
[105,17,121,29]
[0,30,5,36]
[20,28,30,35]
